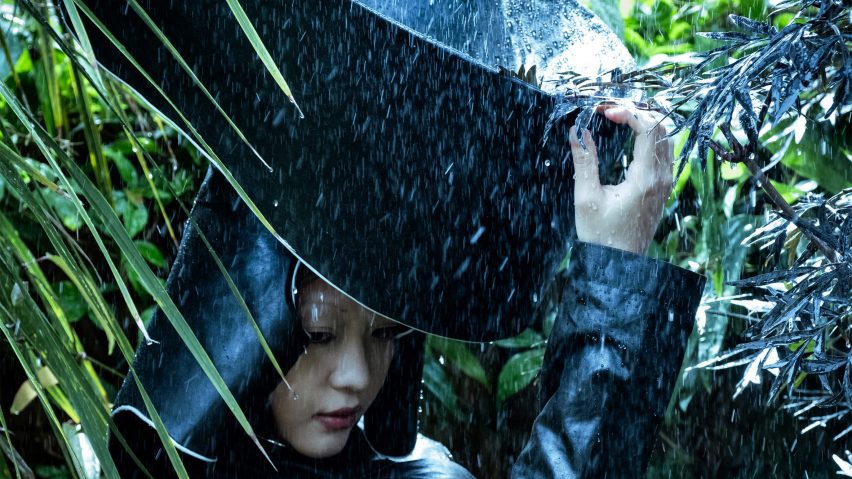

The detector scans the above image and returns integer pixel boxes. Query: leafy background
[0,0,849,478]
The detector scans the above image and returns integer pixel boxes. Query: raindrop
[470,226,486,244]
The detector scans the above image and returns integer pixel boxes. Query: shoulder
[367,433,476,479]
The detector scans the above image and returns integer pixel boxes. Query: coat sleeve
[512,242,705,479]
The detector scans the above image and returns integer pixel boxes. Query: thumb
[570,127,601,199]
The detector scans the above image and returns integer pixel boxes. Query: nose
[328,337,371,392]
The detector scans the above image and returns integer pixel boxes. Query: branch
[708,136,839,263]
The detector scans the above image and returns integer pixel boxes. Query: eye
[305,330,335,345]
[372,325,409,341]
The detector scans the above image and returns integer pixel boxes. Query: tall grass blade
[224,0,303,118]
[0,70,274,467]
[123,0,275,170]
[0,137,189,479]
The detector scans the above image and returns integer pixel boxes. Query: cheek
[365,341,395,395]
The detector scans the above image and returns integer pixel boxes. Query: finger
[603,108,671,187]
[569,126,601,200]
[598,105,659,136]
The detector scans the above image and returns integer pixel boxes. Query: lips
[314,407,361,431]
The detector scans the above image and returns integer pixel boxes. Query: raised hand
[570,106,674,255]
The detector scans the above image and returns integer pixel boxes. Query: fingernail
[580,128,591,150]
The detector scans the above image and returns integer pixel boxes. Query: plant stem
[709,138,839,262]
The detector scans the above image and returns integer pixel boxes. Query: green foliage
[422,0,850,477]
[0,0,848,478]
[0,2,205,476]
[496,348,545,405]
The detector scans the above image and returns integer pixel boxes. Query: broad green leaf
[421,354,463,420]
[497,348,545,404]
[122,201,148,238]
[103,146,138,185]
[493,328,544,349]
[41,190,83,231]
[134,240,167,268]
[720,161,748,181]
[769,180,805,205]
[54,281,88,323]
[427,336,490,390]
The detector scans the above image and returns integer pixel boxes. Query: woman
[109,168,474,478]
[83,0,704,477]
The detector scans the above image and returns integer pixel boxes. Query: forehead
[296,276,397,326]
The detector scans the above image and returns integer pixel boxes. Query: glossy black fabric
[512,242,705,479]
[108,170,425,476]
[108,168,300,475]
[74,0,578,341]
[216,429,473,478]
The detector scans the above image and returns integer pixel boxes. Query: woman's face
[269,276,404,458]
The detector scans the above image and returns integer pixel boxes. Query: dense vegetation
[0,0,849,477]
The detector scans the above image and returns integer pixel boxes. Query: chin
[291,428,352,459]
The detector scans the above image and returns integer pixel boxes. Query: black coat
[109,170,703,479]
[512,243,704,478]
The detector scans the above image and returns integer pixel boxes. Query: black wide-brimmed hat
[66,0,634,471]
[74,0,633,341]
